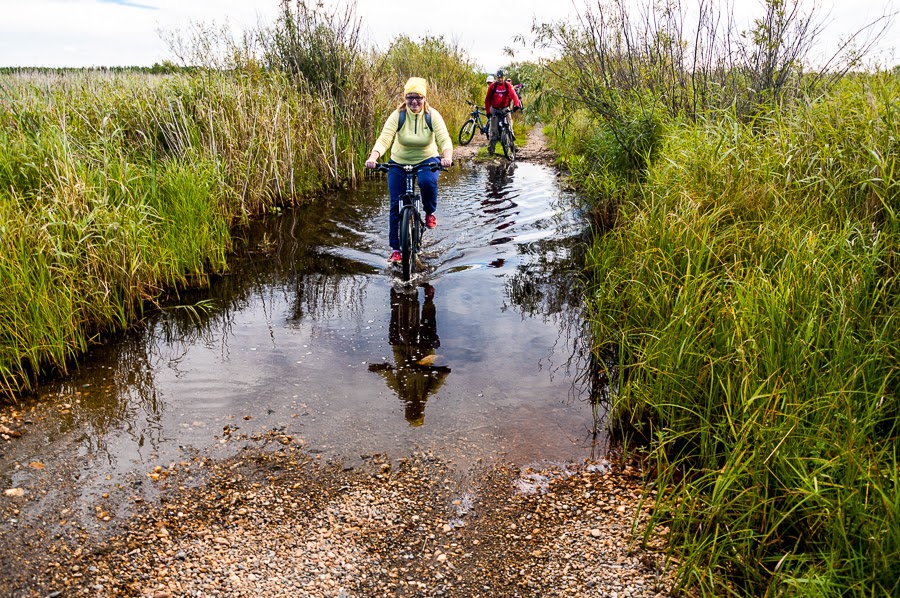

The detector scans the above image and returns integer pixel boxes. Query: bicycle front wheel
[458,119,476,146]
[399,206,418,282]
[500,128,516,162]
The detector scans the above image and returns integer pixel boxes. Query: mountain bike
[495,106,519,162]
[372,162,445,282]
[457,101,489,146]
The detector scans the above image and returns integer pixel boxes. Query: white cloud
[0,0,277,66]
[0,0,895,68]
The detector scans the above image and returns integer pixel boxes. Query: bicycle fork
[403,167,423,252]
[401,197,423,251]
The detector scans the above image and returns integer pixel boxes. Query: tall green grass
[570,73,899,595]
[0,80,234,393]
[0,32,479,397]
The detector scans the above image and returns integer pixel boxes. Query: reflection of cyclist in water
[368,284,450,426]
[485,162,516,203]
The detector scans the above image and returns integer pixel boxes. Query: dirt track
[452,120,555,166]
[2,436,674,597]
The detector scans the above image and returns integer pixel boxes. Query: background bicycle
[457,101,489,146]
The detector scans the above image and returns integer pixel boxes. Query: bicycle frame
[497,108,513,135]
[468,102,488,133]
[473,109,488,134]
[372,162,443,282]
[399,168,424,280]
[402,166,420,200]
[393,164,424,234]
[494,107,517,161]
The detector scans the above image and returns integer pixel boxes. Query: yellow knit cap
[404,77,427,98]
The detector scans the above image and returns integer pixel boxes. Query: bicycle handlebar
[466,101,522,114]
[369,162,447,174]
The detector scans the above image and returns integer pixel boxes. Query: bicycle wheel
[458,119,476,146]
[398,206,418,282]
[500,128,516,162]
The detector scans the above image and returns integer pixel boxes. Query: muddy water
[2,161,606,507]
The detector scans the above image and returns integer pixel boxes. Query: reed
[570,73,900,595]
[0,25,478,396]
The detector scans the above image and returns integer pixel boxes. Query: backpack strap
[397,107,432,132]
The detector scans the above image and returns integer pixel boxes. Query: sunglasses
[405,95,424,102]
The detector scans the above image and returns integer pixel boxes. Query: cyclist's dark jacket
[484,81,521,113]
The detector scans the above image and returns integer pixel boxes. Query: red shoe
[426,214,437,229]
[388,250,401,263]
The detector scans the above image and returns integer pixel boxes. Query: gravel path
[452,118,555,166]
[4,441,674,597]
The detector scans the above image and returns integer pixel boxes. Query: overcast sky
[0,0,896,70]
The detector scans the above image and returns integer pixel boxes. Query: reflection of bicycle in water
[483,161,519,213]
[485,161,517,199]
[368,284,450,426]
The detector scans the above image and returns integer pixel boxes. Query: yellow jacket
[371,107,453,165]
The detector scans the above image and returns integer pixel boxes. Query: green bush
[579,73,900,596]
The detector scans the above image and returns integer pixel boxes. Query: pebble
[12,448,674,597]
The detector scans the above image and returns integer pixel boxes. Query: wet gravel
[3,426,675,597]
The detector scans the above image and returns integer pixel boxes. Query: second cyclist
[484,69,522,157]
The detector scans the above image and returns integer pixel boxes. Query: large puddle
[2,161,607,509]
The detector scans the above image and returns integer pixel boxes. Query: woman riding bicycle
[365,77,453,263]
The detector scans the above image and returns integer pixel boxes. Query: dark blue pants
[388,157,440,250]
